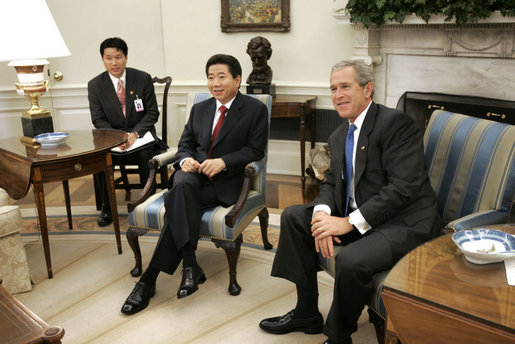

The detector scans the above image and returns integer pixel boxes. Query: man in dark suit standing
[88,37,166,226]
[121,54,269,315]
[259,60,442,344]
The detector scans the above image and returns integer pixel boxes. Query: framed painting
[221,0,290,32]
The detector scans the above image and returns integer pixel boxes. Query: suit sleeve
[173,103,202,169]
[88,80,113,129]
[130,73,160,137]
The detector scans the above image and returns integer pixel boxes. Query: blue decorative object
[452,229,515,264]
[34,132,69,147]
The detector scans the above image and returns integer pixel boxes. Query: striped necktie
[117,79,126,116]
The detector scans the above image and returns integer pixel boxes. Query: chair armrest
[445,210,509,233]
[152,149,177,169]
[127,150,177,213]
[224,161,260,227]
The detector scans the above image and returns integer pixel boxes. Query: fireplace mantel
[334,12,515,107]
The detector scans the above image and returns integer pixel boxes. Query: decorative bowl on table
[34,132,69,147]
[452,229,515,264]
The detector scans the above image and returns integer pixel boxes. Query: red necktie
[117,79,126,116]
[208,105,227,158]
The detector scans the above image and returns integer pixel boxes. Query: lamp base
[20,136,40,148]
[246,84,276,98]
[21,110,54,138]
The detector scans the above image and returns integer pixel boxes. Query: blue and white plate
[452,229,515,264]
[34,132,69,147]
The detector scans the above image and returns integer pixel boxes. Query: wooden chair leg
[213,235,243,296]
[62,180,73,230]
[126,227,149,277]
[119,165,131,201]
[159,166,168,190]
[258,207,272,249]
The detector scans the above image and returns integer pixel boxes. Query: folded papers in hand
[111,131,155,154]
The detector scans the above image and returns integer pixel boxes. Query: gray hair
[331,59,374,98]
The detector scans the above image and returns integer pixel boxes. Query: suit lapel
[204,98,217,148]
[331,123,347,214]
[125,68,135,118]
[355,102,377,184]
[102,71,125,119]
[211,92,244,147]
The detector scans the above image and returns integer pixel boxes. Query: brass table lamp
[0,0,71,145]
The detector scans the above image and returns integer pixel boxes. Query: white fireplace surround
[334,11,515,108]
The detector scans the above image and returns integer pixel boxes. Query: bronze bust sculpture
[246,36,275,96]
[246,36,272,85]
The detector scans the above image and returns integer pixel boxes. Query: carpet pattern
[21,212,281,250]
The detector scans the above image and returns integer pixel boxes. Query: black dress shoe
[97,208,112,227]
[177,265,206,298]
[259,309,324,335]
[121,281,156,315]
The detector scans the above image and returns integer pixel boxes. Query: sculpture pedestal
[247,84,276,98]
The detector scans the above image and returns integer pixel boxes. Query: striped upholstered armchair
[320,110,515,344]
[126,92,273,296]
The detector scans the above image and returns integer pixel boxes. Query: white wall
[0,0,353,175]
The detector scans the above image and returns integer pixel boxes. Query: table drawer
[271,104,301,118]
[35,153,108,183]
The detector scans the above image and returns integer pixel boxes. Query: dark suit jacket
[172,92,269,205]
[314,102,442,258]
[88,67,165,149]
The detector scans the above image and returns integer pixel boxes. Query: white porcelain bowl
[34,132,69,147]
[452,229,515,264]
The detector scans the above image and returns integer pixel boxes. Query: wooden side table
[0,130,127,279]
[271,95,317,188]
[382,224,515,344]
[0,280,64,344]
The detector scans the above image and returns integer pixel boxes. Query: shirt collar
[216,96,236,112]
[348,101,372,129]
[108,70,126,88]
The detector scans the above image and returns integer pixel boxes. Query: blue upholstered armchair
[126,92,273,296]
[319,110,515,344]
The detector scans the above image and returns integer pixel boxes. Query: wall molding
[0,82,334,176]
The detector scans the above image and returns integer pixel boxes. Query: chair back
[152,76,172,146]
[185,92,272,199]
[423,110,515,227]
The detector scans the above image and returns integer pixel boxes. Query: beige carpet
[17,230,378,344]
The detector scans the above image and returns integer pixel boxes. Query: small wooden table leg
[300,110,306,189]
[32,168,53,279]
[62,180,73,229]
[105,152,122,254]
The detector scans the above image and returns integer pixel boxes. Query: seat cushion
[0,205,31,294]
[0,188,14,207]
[319,246,389,318]
[128,189,265,240]
[0,205,23,238]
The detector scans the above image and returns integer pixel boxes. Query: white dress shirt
[314,101,373,235]
[108,70,126,91]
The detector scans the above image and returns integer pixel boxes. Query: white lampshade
[0,0,70,62]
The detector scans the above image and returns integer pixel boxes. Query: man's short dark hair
[205,54,242,79]
[100,37,128,57]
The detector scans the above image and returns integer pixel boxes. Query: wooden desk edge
[0,281,65,343]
